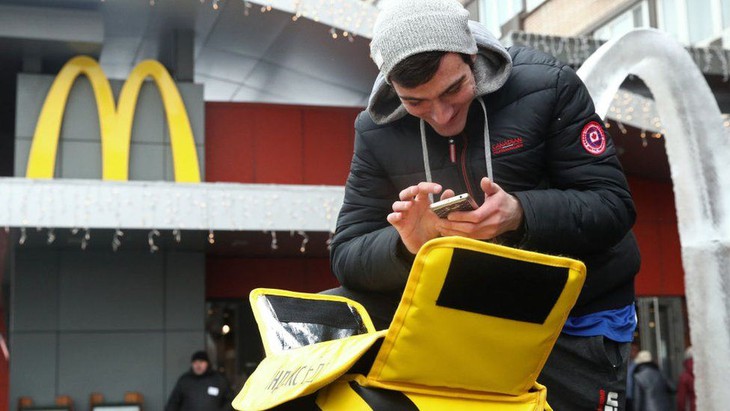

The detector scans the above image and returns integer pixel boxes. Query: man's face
[392,53,477,137]
[191,359,209,375]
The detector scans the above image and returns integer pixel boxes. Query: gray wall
[9,249,205,410]
[14,73,205,181]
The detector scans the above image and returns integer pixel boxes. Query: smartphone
[429,193,477,218]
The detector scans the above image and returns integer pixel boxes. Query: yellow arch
[26,56,116,179]
[26,56,201,183]
[116,60,200,182]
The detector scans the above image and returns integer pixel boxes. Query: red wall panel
[205,105,256,183]
[628,176,685,296]
[253,106,304,184]
[302,108,357,185]
[206,102,359,185]
[657,221,684,295]
[632,222,663,293]
[206,257,339,299]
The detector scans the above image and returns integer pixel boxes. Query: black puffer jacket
[331,29,640,317]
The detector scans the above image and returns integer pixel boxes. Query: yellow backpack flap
[366,237,586,397]
[233,289,385,411]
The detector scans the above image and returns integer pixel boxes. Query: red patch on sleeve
[581,121,607,155]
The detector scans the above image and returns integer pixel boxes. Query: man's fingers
[481,177,501,197]
[439,189,455,201]
[398,185,421,200]
[447,209,481,223]
[438,220,498,240]
[417,181,442,193]
[439,220,477,235]
[399,183,442,201]
[391,201,412,212]
[398,186,415,201]
[387,212,403,225]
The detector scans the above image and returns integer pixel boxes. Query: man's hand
[387,182,443,254]
[437,177,523,240]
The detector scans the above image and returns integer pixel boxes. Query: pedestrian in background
[632,350,674,411]
[626,342,640,411]
[676,346,696,411]
[166,350,234,411]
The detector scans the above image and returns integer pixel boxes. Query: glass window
[497,1,512,26]
[722,0,730,28]
[593,2,649,41]
[512,0,523,16]
[632,3,648,27]
[479,0,524,38]
[686,0,714,42]
[658,0,683,41]
[479,0,502,37]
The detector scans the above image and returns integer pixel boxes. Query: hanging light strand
[81,228,91,251]
[19,227,27,246]
[298,230,309,253]
[112,229,124,252]
[270,231,278,250]
[148,229,160,253]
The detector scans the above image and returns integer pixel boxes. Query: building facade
[1,0,728,409]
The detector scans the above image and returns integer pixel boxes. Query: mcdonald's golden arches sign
[26,56,201,183]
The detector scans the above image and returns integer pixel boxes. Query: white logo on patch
[207,386,220,396]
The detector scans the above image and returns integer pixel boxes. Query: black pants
[538,334,630,411]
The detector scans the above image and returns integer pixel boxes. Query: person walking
[676,347,696,411]
[165,350,234,411]
[632,350,674,411]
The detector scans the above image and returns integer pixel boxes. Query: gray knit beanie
[370,0,478,82]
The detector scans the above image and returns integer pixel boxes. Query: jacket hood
[367,21,512,125]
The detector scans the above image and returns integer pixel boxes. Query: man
[165,351,234,411]
[328,0,641,409]
[676,346,696,411]
[632,350,674,411]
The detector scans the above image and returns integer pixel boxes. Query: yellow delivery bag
[233,236,586,410]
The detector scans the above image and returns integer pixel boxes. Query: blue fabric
[562,304,636,342]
